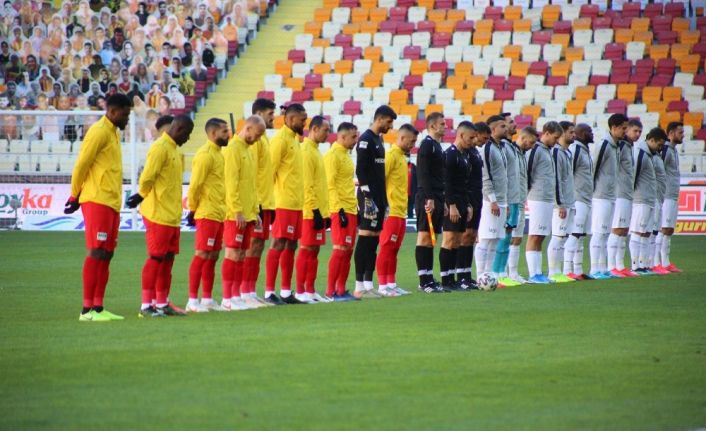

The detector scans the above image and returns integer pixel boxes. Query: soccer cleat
[497,277,522,287]
[528,274,553,284]
[635,268,656,276]
[510,275,528,284]
[264,294,286,306]
[230,298,256,310]
[602,271,619,279]
[549,274,576,283]
[566,272,582,280]
[201,299,224,311]
[242,296,267,309]
[252,296,275,306]
[186,302,209,313]
[664,263,683,273]
[167,302,186,314]
[620,269,640,277]
[139,306,166,318]
[282,294,306,305]
[88,310,113,322]
[651,265,671,275]
[456,279,479,291]
[99,309,125,320]
[577,273,594,280]
[311,292,333,303]
[294,293,318,304]
[589,272,609,280]
[333,291,358,302]
[377,286,401,297]
[354,289,383,299]
[390,285,412,295]
[609,269,627,278]
[159,304,187,316]
[79,312,92,322]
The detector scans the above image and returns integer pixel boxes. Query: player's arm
[126,144,165,208]
[269,135,285,182]
[224,147,243,217]
[69,127,104,199]
[416,141,433,200]
[443,151,460,222]
[482,146,499,210]
[355,140,373,194]
[303,150,324,228]
[187,151,211,213]
[324,154,340,211]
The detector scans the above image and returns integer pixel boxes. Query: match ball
[477,272,497,291]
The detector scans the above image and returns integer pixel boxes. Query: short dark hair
[309,115,327,130]
[666,122,683,135]
[559,121,575,131]
[106,93,133,108]
[155,115,174,130]
[252,98,276,115]
[628,119,643,129]
[425,112,444,127]
[474,122,491,134]
[374,104,397,121]
[284,103,306,115]
[646,127,668,142]
[543,121,564,135]
[337,122,357,133]
[487,115,506,126]
[608,113,629,129]
[457,121,476,131]
[399,123,419,136]
[204,117,227,133]
[521,126,539,138]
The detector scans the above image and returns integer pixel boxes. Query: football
[477,272,498,291]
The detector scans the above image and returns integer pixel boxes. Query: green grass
[1,231,705,430]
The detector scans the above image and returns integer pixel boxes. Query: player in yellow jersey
[65,94,132,322]
[294,116,332,303]
[221,116,266,311]
[126,115,195,317]
[243,98,277,301]
[184,118,229,313]
[264,103,308,305]
[376,124,418,296]
[323,122,359,301]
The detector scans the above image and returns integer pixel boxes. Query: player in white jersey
[654,122,684,273]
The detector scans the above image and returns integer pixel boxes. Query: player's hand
[491,201,500,217]
[64,196,80,214]
[236,212,245,229]
[449,204,460,223]
[338,208,348,227]
[256,215,262,229]
[313,208,324,230]
[467,206,473,222]
[269,209,276,225]
[186,211,196,226]
[559,208,567,219]
[444,203,449,217]
[126,193,143,209]
[424,198,434,213]
[325,217,331,229]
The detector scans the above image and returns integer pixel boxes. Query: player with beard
[507,126,534,283]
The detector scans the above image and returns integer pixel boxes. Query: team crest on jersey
[207,238,215,246]
[287,225,295,234]
[97,232,107,241]
[236,234,244,242]
[391,234,398,242]
[359,141,368,149]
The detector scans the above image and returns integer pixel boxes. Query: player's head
[518,126,538,150]
[240,115,266,144]
[168,115,195,146]
[541,121,563,147]
[155,115,173,134]
[105,93,133,130]
[645,127,668,153]
[336,122,358,150]
[559,121,575,146]
[474,122,491,146]
[396,123,418,154]
[372,105,397,135]
[487,115,507,141]
[502,112,516,137]
[283,103,307,136]
[608,113,629,140]
[626,119,643,143]
[666,121,684,145]
[425,112,446,141]
[205,117,229,147]
[252,98,276,129]
[308,115,331,144]
[455,121,477,151]
[574,123,594,145]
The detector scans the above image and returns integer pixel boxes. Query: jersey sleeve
[355,139,372,192]
[303,150,319,211]
[70,126,104,199]
[138,143,166,198]
[482,146,497,203]
[187,150,211,212]
[224,146,243,214]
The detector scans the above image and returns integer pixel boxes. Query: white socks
[563,235,577,275]
[615,236,626,270]
[639,236,650,269]
[525,250,542,277]
[508,245,521,278]
[590,232,608,274]
[547,236,567,276]
[574,237,585,275]
[485,239,497,273]
[647,234,657,268]
[654,233,663,267]
[607,233,619,270]
[660,234,671,266]
[475,239,498,274]
[629,233,642,270]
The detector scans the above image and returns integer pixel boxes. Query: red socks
[245,256,261,295]
[306,251,318,294]
[280,248,294,290]
[221,258,235,300]
[232,260,244,298]
[265,248,282,293]
[327,250,343,297]
[336,250,353,295]
[202,258,216,299]
[141,258,159,305]
[82,256,100,308]
[376,244,391,286]
[295,249,309,294]
[189,255,207,299]
[155,258,173,305]
[93,259,110,307]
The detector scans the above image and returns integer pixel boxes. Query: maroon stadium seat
[606,99,627,114]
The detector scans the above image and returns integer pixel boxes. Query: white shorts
[478,203,507,239]
[511,206,526,238]
[630,203,654,234]
[572,201,592,235]
[528,200,553,236]
[661,198,678,229]
[552,207,575,237]
[611,198,632,229]
[591,198,615,235]
[653,200,663,232]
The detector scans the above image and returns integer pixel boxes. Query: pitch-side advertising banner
[2,182,706,234]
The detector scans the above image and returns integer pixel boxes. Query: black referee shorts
[415,194,443,234]
[443,206,468,233]
[467,199,482,230]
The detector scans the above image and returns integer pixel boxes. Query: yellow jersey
[250,133,275,210]
[385,144,408,218]
[188,140,226,222]
[223,135,258,222]
[138,133,184,227]
[70,116,122,212]
[323,142,357,215]
[301,137,329,219]
[270,125,303,210]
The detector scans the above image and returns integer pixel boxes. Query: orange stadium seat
[679,30,701,45]
[551,33,571,49]
[615,29,634,44]
[510,61,530,77]
[684,112,705,131]
[312,38,330,47]
[649,44,670,61]
[314,8,331,23]
[359,21,379,34]
[575,86,596,101]
[389,89,408,105]
[456,88,477,103]
[428,9,446,24]
[363,46,382,62]
[646,100,668,113]
[425,104,444,114]
[313,63,331,75]
[566,100,587,115]
[565,47,584,62]
[447,9,465,23]
[633,31,654,46]
[285,77,304,91]
[371,61,390,75]
[323,0,339,8]
[369,8,388,23]
[418,0,435,8]
[351,7,369,23]
[473,31,492,46]
[660,111,681,129]
[455,62,472,76]
[400,104,419,118]
[463,103,483,118]
[482,100,503,115]
[446,75,465,92]
[503,45,522,61]
[551,61,571,78]
[436,21,456,34]
[617,84,638,103]
[573,18,592,31]
[313,87,332,101]
[466,75,485,91]
[363,73,382,88]
[679,55,701,73]
[662,87,682,103]
[410,60,429,75]
[631,18,651,32]
[342,23,360,35]
[304,21,322,37]
[672,17,690,33]
[275,60,293,77]
[513,19,532,32]
[670,44,692,60]
[542,5,562,28]
[334,59,352,74]
[360,0,376,8]
[504,6,523,21]
[522,105,542,121]
[475,19,494,33]
[642,86,662,103]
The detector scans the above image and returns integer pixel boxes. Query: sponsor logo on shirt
[375,158,385,163]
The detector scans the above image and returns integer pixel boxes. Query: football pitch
[1,231,705,430]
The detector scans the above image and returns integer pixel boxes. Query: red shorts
[144,218,180,256]
[331,212,357,247]
[272,208,302,240]
[81,202,120,251]
[224,220,255,249]
[195,218,224,252]
[380,216,406,250]
[252,209,273,240]
[301,218,327,246]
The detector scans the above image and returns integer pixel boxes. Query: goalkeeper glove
[313,209,324,230]
[186,211,196,226]
[63,196,80,214]
[338,208,348,228]
[125,193,143,209]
